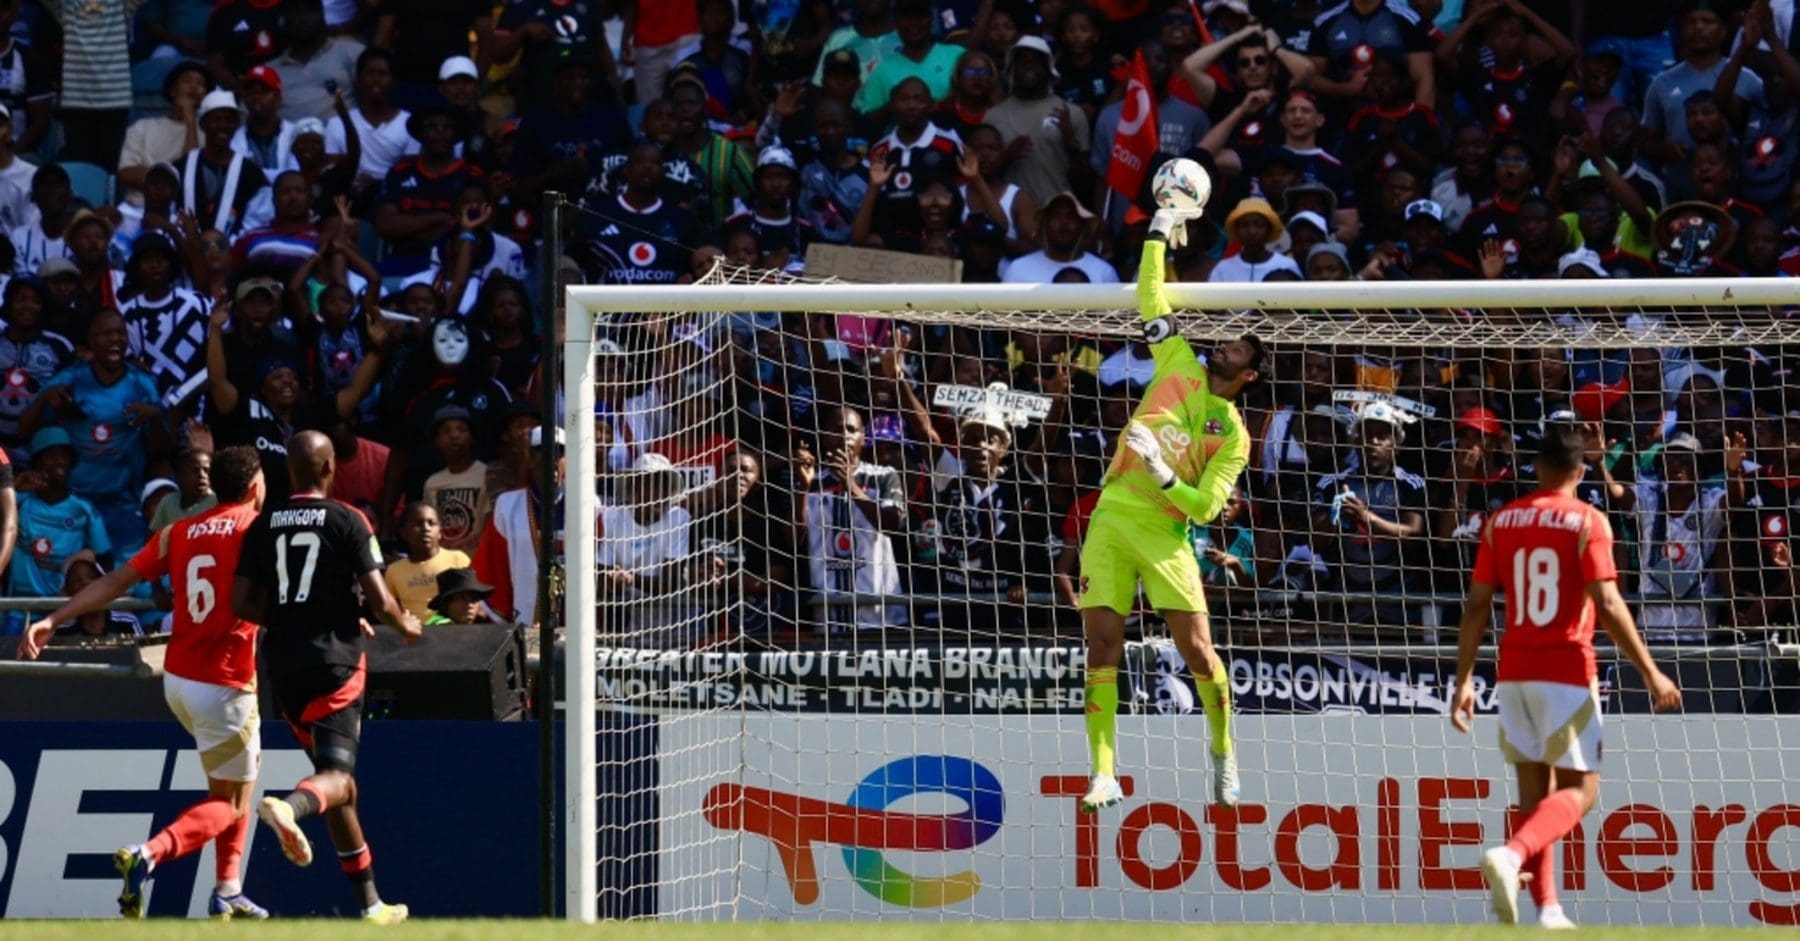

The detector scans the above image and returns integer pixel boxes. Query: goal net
[563,267,1800,925]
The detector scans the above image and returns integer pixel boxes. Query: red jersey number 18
[1512,547,1559,627]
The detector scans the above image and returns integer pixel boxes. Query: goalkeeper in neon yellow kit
[1079,208,1264,813]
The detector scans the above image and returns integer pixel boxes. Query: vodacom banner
[664,715,1798,924]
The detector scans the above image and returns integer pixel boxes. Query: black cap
[162,60,210,103]
[551,44,593,71]
[503,399,543,421]
[432,404,473,432]
[823,49,860,74]
[958,215,1005,246]
[129,231,182,266]
[895,0,933,16]
[428,568,494,613]
[406,101,462,140]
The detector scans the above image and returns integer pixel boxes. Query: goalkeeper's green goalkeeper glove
[1149,207,1205,251]
[1124,421,1177,488]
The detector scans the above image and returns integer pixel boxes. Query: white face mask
[433,321,470,367]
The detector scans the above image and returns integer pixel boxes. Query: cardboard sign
[804,244,963,284]
[932,384,1053,421]
[1332,389,1437,420]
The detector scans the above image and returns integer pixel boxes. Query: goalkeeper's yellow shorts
[1078,502,1208,615]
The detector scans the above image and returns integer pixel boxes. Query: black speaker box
[363,623,528,720]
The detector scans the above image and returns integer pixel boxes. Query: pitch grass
[0,924,1766,941]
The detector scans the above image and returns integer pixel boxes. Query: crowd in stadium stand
[4,0,1800,648]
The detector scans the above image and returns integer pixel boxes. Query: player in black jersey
[232,431,421,924]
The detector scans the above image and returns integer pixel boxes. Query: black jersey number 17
[276,532,322,604]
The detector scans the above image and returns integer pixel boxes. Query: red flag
[1107,50,1161,200]
[1185,0,1216,46]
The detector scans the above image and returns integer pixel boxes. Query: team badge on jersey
[92,423,112,443]
[1204,418,1223,436]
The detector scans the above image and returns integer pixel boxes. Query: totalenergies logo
[703,756,1004,907]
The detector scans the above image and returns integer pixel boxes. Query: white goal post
[561,275,1800,924]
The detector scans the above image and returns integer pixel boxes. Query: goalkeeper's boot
[209,890,271,921]
[363,901,410,925]
[1481,846,1523,925]
[1079,774,1124,813]
[257,796,314,867]
[1538,904,1576,930]
[113,846,152,919]
[1212,750,1240,809]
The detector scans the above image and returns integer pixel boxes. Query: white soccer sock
[215,880,241,898]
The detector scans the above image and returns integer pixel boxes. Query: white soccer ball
[1151,158,1212,212]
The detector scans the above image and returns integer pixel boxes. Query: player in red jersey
[1451,420,1681,928]
[19,446,270,920]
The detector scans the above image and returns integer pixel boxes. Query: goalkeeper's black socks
[339,845,380,910]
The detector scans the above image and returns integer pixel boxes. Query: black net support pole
[536,189,565,917]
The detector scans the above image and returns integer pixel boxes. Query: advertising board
[666,715,1799,925]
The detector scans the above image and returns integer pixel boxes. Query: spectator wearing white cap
[1312,399,1429,627]
[231,66,300,173]
[119,61,210,195]
[987,35,1090,207]
[373,0,491,109]
[597,451,694,599]
[176,90,273,239]
[1400,197,1452,258]
[1285,209,1330,262]
[726,146,814,264]
[435,56,497,170]
[1557,247,1608,279]
[288,107,362,221]
[139,477,179,525]
[268,0,366,122]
